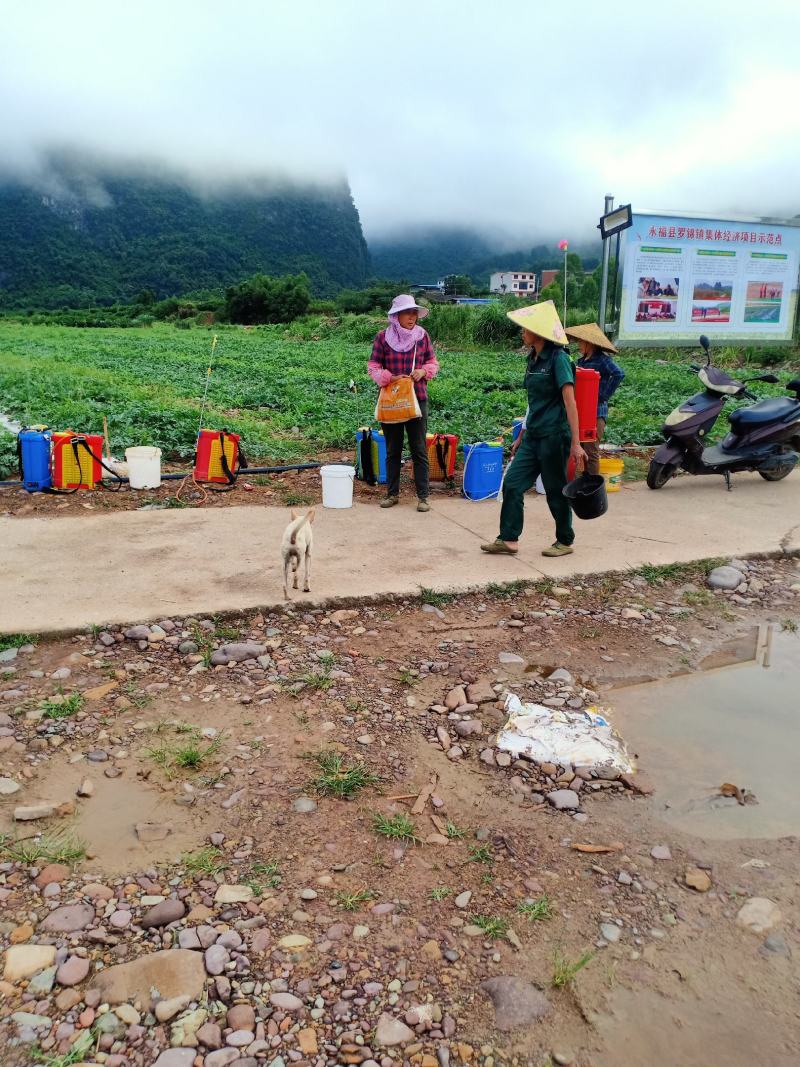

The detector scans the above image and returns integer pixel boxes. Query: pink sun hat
[387,294,429,319]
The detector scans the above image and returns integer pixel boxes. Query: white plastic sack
[497,693,632,773]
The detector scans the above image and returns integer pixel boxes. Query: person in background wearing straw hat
[565,323,625,477]
[368,294,440,512]
[481,301,587,558]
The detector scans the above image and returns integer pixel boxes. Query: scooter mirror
[760,374,779,384]
[699,334,710,351]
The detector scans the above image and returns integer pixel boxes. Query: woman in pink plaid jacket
[368,294,440,512]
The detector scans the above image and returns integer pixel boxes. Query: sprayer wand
[197,335,218,437]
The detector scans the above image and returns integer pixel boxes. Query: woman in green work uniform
[481,301,587,557]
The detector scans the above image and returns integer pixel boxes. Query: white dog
[282,508,315,599]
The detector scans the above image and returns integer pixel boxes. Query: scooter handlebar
[689,364,701,372]
[742,389,757,401]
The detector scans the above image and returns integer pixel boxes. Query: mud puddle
[610,624,800,839]
[1,765,201,875]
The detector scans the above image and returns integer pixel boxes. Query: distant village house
[489,271,537,296]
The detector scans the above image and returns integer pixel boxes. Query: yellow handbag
[375,344,422,424]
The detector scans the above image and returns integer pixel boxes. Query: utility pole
[598,194,614,329]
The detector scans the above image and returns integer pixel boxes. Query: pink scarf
[385,313,426,353]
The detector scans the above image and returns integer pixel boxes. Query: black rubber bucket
[562,473,608,520]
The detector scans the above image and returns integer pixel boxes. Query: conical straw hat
[506,300,568,345]
[565,322,618,353]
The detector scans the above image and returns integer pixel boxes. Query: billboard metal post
[598,194,614,330]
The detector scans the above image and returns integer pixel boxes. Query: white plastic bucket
[125,446,162,489]
[320,464,355,508]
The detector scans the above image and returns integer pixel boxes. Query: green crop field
[0,322,797,479]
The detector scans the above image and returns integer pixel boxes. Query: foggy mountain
[0,153,371,308]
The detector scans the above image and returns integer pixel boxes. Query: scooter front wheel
[646,459,677,490]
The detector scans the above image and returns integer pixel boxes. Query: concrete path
[2,475,799,634]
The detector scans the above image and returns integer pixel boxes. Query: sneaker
[417,499,430,513]
[380,496,399,509]
[541,542,574,557]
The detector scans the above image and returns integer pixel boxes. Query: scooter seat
[729,397,798,429]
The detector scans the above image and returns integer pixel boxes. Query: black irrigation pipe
[0,462,324,489]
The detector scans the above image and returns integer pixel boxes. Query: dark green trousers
[499,431,574,546]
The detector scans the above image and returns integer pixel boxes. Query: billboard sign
[617,212,800,345]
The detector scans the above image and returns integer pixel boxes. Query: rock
[270,992,304,1011]
[292,796,318,813]
[135,820,172,842]
[35,863,71,888]
[375,1012,416,1046]
[141,898,187,927]
[684,868,712,892]
[227,1004,256,1030]
[76,777,94,798]
[297,1027,318,1055]
[737,898,781,934]
[621,608,645,621]
[205,944,230,975]
[14,803,56,821]
[155,994,191,1022]
[82,681,119,702]
[546,790,579,811]
[205,1051,241,1067]
[41,903,95,933]
[178,640,199,654]
[197,1022,224,1048]
[88,949,206,1004]
[0,647,18,663]
[480,976,550,1031]
[114,1003,140,1025]
[708,566,745,591]
[444,686,467,710]
[761,933,791,958]
[215,884,254,904]
[278,933,312,950]
[547,668,574,684]
[109,910,132,929]
[225,1029,255,1047]
[56,955,91,986]
[27,965,56,995]
[466,680,496,705]
[210,642,266,666]
[454,719,483,738]
[499,652,525,665]
[480,749,496,767]
[0,777,21,795]
[152,1051,196,1067]
[454,891,472,909]
[124,625,151,641]
[600,923,621,943]
[650,845,671,861]
[3,944,57,981]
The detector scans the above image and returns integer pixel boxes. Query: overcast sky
[2,0,799,242]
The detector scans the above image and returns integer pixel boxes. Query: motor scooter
[647,335,800,490]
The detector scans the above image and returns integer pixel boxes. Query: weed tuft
[517,895,553,922]
[372,812,419,843]
[309,751,379,798]
[335,888,375,910]
[552,947,595,988]
[41,693,84,720]
[182,846,227,875]
[471,914,509,939]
